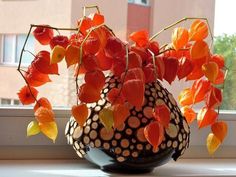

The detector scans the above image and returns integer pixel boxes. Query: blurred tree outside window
[214,34,236,110]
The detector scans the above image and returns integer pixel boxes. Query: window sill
[0,107,236,159]
[0,63,28,68]
[0,159,235,177]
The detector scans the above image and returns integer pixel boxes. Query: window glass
[1,98,11,105]
[13,99,20,105]
[3,35,15,63]
[141,0,148,5]
[0,0,234,110]
[214,0,236,110]
[16,34,34,64]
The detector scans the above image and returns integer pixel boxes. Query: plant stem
[18,23,80,106]
[17,25,39,104]
[75,23,105,105]
[147,49,159,102]
[147,49,158,80]
[30,24,78,31]
[159,43,169,51]
[24,50,36,58]
[149,17,214,48]
[112,44,129,105]
[217,68,229,115]
[83,5,100,16]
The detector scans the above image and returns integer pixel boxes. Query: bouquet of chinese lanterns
[17,6,227,158]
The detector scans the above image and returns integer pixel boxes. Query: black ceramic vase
[65,74,190,173]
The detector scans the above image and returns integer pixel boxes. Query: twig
[17,24,79,105]
[24,50,36,58]
[159,43,169,51]
[149,17,214,48]
[147,49,158,80]
[112,44,129,105]
[147,49,159,103]
[30,24,78,31]
[217,68,229,115]
[17,25,39,104]
[83,5,100,16]
[75,24,105,105]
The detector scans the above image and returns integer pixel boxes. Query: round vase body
[65,75,190,173]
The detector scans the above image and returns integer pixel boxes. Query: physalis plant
[17,6,227,154]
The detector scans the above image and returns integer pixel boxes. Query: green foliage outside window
[214,34,236,110]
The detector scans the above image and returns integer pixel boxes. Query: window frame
[0,34,34,67]
[0,98,20,106]
[1,34,17,65]
[128,0,149,6]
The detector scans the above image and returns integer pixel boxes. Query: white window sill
[0,107,236,159]
[0,159,235,177]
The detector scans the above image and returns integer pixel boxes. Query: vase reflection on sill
[65,74,190,173]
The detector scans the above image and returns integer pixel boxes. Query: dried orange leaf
[99,108,114,131]
[177,57,193,80]
[96,49,113,71]
[25,64,51,87]
[206,133,221,155]
[172,27,189,50]
[34,97,52,112]
[197,107,218,129]
[27,120,40,137]
[18,85,38,105]
[33,25,54,45]
[163,57,179,84]
[84,70,105,90]
[190,40,210,60]
[186,57,206,80]
[147,41,159,55]
[35,107,55,123]
[189,20,208,41]
[65,44,80,68]
[32,51,59,75]
[122,79,145,108]
[210,54,225,69]
[39,121,58,143]
[71,104,89,127]
[128,51,142,69]
[178,88,194,106]
[77,17,92,35]
[107,88,125,105]
[192,79,211,103]
[144,121,164,151]
[143,64,155,83]
[83,54,98,71]
[214,69,225,85]
[50,45,66,64]
[83,36,100,55]
[89,13,105,26]
[205,86,222,109]
[153,104,170,128]
[202,61,219,83]
[121,67,145,82]
[181,106,196,124]
[129,30,149,47]
[78,83,101,103]
[105,36,125,58]
[155,56,165,80]
[211,121,228,143]
[74,63,87,77]
[113,104,130,129]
